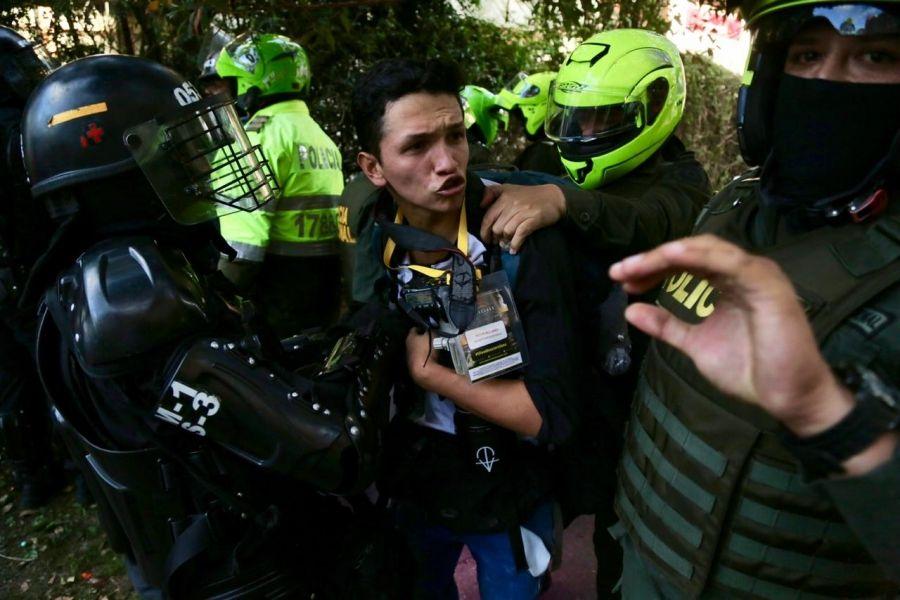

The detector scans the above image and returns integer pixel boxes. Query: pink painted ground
[454,515,599,599]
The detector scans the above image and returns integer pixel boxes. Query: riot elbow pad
[154,337,379,494]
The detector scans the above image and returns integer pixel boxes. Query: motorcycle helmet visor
[546,84,644,156]
[503,71,541,98]
[125,94,277,225]
[755,4,900,44]
[1,42,56,101]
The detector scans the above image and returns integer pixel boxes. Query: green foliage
[5,1,743,180]
[677,52,746,192]
[525,0,670,43]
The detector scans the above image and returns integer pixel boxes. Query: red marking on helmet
[85,123,104,144]
[80,122,105,148]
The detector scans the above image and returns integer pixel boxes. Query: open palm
[612,235,837,429]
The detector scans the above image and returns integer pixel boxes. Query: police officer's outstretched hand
[481,184,566,253]
[610,235,842,429]
[609,235,900,477]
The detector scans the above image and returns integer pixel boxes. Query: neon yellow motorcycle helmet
[546,29,686,189]
[460,85,508,146]
[496,71,556,138]
[215,33,311,112]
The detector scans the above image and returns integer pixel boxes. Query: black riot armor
[24,55,408,598]
[0,26,60,509]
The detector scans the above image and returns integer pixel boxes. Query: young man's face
[785,21,900,83]
[359,92,469,217]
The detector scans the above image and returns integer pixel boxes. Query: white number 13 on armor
[160,381,223,437]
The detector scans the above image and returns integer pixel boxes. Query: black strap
[378,218,454,252]
[162,514,216,596]
[378,217,477,331]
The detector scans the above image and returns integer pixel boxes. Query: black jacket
[374,177,586,533]
[562,136,710,255]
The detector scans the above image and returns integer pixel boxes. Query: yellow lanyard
[382,204,477,283]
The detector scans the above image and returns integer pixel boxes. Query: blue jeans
[394,501,555,600]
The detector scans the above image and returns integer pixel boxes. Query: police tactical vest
[618,173,900,598]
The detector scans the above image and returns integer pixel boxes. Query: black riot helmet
[0,26,56,106]
[22,54,277,225]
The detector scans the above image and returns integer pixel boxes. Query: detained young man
[351,59,586,599]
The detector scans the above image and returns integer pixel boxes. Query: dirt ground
[0,467,135,600]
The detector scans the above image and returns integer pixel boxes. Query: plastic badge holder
[434,270,529,382]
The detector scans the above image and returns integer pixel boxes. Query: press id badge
[434,271,528,382]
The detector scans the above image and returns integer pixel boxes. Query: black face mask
[762,75,900,212]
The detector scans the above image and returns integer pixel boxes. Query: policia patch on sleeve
[847,307,894,339]
[246,115,270,132]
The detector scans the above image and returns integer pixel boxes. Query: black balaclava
[761,74,900,214]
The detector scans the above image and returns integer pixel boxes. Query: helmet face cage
[125,94,278,225]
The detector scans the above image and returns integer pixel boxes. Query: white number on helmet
[173,82,202,107]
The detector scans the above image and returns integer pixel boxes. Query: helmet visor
[756,5,900,44]
[546,84,644,153]
[503,71,528,92]
[1,43,56,100]
[503,71,543,99]
[125,95,278,225]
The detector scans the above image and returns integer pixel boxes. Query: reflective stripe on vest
[267,194,340,257]
[277,194,339,212]
[227,240,267,262]
[266,239,338,257]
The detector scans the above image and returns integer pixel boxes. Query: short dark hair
[351,58,465,155]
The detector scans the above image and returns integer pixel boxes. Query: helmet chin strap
[237,87,262,115]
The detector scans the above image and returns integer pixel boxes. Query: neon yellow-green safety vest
[220,100,344,261]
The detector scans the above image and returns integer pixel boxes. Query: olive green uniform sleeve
[815,283,900,580]
[561,143,711,253]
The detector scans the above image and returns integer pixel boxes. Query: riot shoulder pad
[44,237,211,377]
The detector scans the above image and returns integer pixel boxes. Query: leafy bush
[7,1,742,184]
[678,52,746,192]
